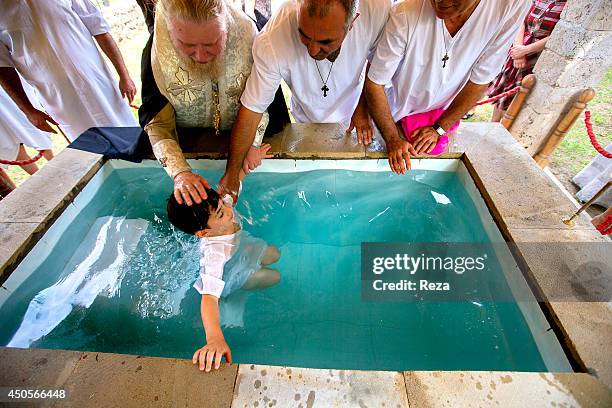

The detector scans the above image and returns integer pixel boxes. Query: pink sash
[400,108,460,156]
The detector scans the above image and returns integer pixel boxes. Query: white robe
[240,0,391,126]
[0,0,137,141]
[368,0,531,121]
[0,86,53,167]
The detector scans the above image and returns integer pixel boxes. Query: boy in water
[167,146,280,372]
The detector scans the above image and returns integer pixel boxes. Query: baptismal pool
[0,159,571,372]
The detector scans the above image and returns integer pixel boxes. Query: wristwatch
[432,122,446,136]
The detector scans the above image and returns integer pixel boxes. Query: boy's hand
[242,143,274,175]
[193,337,233,372]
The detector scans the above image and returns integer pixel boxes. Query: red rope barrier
[585,110,612,159]
[474,86,521,107]
[0,151,44,166]
[595,214,612,235]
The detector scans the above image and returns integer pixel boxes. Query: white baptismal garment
[0,86,53,166]
[241,0,391,125]
[0,0,137,140]
[368,0,531,121]
[194,227,268,299]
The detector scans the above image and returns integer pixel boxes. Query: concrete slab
[508,229,611,302]
[404,371,612,408]
[231,364,409,408]
[281,124,366,158]
[0,166,79,224]
[0,222,44,285]
[172,358,238,408]
[448,124,487,154]
[550,302,612,389]
[0,148,102,224]
[459,123,593,230]
[59,352,237,408]
[509,228,610,243]
[0,347,82,388]
[44,148,103,178]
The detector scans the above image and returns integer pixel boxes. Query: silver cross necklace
[440,19,457,68]
[314,60,334,97]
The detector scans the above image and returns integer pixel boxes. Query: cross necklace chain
[440,18,461,68]
[441,19,452,68]
[315,60,334,97]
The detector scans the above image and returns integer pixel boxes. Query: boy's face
[202,200,234,232]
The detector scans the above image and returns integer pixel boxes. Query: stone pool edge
[0,122,610,407]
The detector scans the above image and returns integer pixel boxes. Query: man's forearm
[354,64,371,115]
[145,104,191,178]
[0,67,36,114]
[438,81,487,130]
[355,87,368,116]
[94,33,130,78]
[225,105,263,186]
[201,295,224,341]
[365,78,399,143]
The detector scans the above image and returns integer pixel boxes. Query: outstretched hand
[386,133,416,175]
[347,108,374,145]
[193,337,232,372]
[242,143,274,175]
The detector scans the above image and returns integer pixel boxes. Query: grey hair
[301,0,359,31]
[157,0,228,24]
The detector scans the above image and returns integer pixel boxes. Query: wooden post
[533,88,596,168]
[501,74,536,130]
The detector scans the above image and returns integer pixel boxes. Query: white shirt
[368,0,531,121]
[0,0,137,141]
[241,0,391,125]
[0,86,53,165]
[193,230,241,299]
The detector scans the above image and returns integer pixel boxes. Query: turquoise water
[0,165,559,371]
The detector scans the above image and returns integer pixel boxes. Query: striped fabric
[487,0,566,110]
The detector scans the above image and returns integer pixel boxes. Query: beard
[176,50,225,79]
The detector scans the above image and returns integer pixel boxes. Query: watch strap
[432,122,446,136]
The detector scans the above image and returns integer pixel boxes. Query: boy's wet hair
[167,188,220,234]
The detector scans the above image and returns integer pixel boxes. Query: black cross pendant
[442,53,449,68]
[321,84,329,97]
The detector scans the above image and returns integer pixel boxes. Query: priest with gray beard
[140,0,282,206]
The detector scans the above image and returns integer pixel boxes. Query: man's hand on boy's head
[174,171,211,206]
[193,337,233,372]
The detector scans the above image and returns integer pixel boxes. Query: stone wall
[101,2,147,45]
[509,0,612,155]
